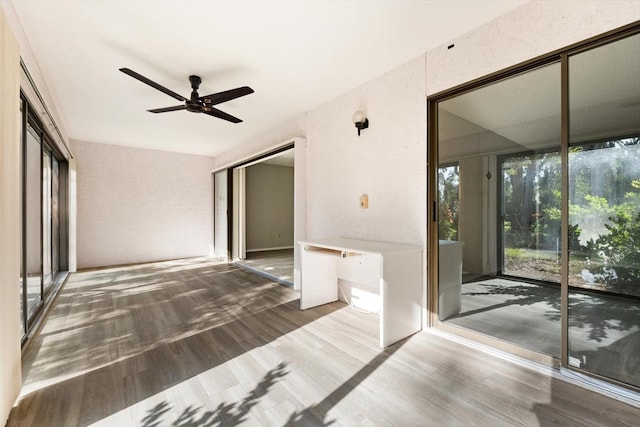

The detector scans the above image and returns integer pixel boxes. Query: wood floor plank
[7,257,640,426]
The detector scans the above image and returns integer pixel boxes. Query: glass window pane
[26,125,42,315]
[19,105,25,337]
[52,157,60,277]
[438,164,459,241]
[43,149,52,292]
[568,33,640,388]
[501,151,561,283]
[437,62,561,358]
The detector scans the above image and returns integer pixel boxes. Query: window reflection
[568,33,640,388]
[26,125,42,316]
[437,62,562,358]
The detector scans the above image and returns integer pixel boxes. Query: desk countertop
[299,238,421,256]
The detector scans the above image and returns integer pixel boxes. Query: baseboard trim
[246,246,294,253]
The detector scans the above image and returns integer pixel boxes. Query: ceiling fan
[119,68,254,123]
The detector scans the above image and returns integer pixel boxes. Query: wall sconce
[352,110,369,136]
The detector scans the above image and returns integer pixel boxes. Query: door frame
[212,137,307,289]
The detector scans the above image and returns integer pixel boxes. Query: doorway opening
[212,138,306,289]
[234,148,295,285]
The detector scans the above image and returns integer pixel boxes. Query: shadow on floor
[445,278,640,386]
[284,338,407,426]
[8,260,339,427]
[141,362,289,427]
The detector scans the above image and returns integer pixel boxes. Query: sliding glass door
[567,33,640,388]
[43,148,53,292]
[20,95,67,341]
[26,123,43,317]
[431,26,640,390]
[19,104,25,335]
[52,157,60,278]
[436,62,561,358]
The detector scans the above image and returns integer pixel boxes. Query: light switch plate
[360,194,369,209]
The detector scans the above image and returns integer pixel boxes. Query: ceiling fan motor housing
[185,101,204,113]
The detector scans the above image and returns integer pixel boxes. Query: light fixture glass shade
[352,110,366,124]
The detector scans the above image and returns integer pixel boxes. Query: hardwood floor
[8,258,640,426]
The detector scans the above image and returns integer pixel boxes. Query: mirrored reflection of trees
[569,137,640,295]
[501,151,562,282]
[502,151,561,251]
[440,136,640,294]
[499,137,640,295]
[438,164,459,241]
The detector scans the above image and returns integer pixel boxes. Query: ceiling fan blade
[119,68,187,102]
[148,105,187,113]
[200,86,254,106]
[204,106,242,123]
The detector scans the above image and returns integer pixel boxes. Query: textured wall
[426,0,640,95]
[246,163,294,251]
[306,56,427,247]
[73,140,215,268]
[0,6,21,425]
[302,56,427,315]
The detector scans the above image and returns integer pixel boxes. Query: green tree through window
[438,164,459,241]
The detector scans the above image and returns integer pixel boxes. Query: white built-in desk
[299,238,422,348]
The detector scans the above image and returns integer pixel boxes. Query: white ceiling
[9,0,527,157]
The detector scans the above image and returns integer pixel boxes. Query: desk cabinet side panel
[380,249,422,347]
[438,241,463,319]
[300,248,339,310]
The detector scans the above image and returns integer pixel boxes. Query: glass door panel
[438,163,459,241]
[52,157,60,277]
[26,125,42,316]
[19,104,25,337]
[43,149,53,293]
[437,62,561,357]
[568,33,640,388]
[500,151,561,283]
